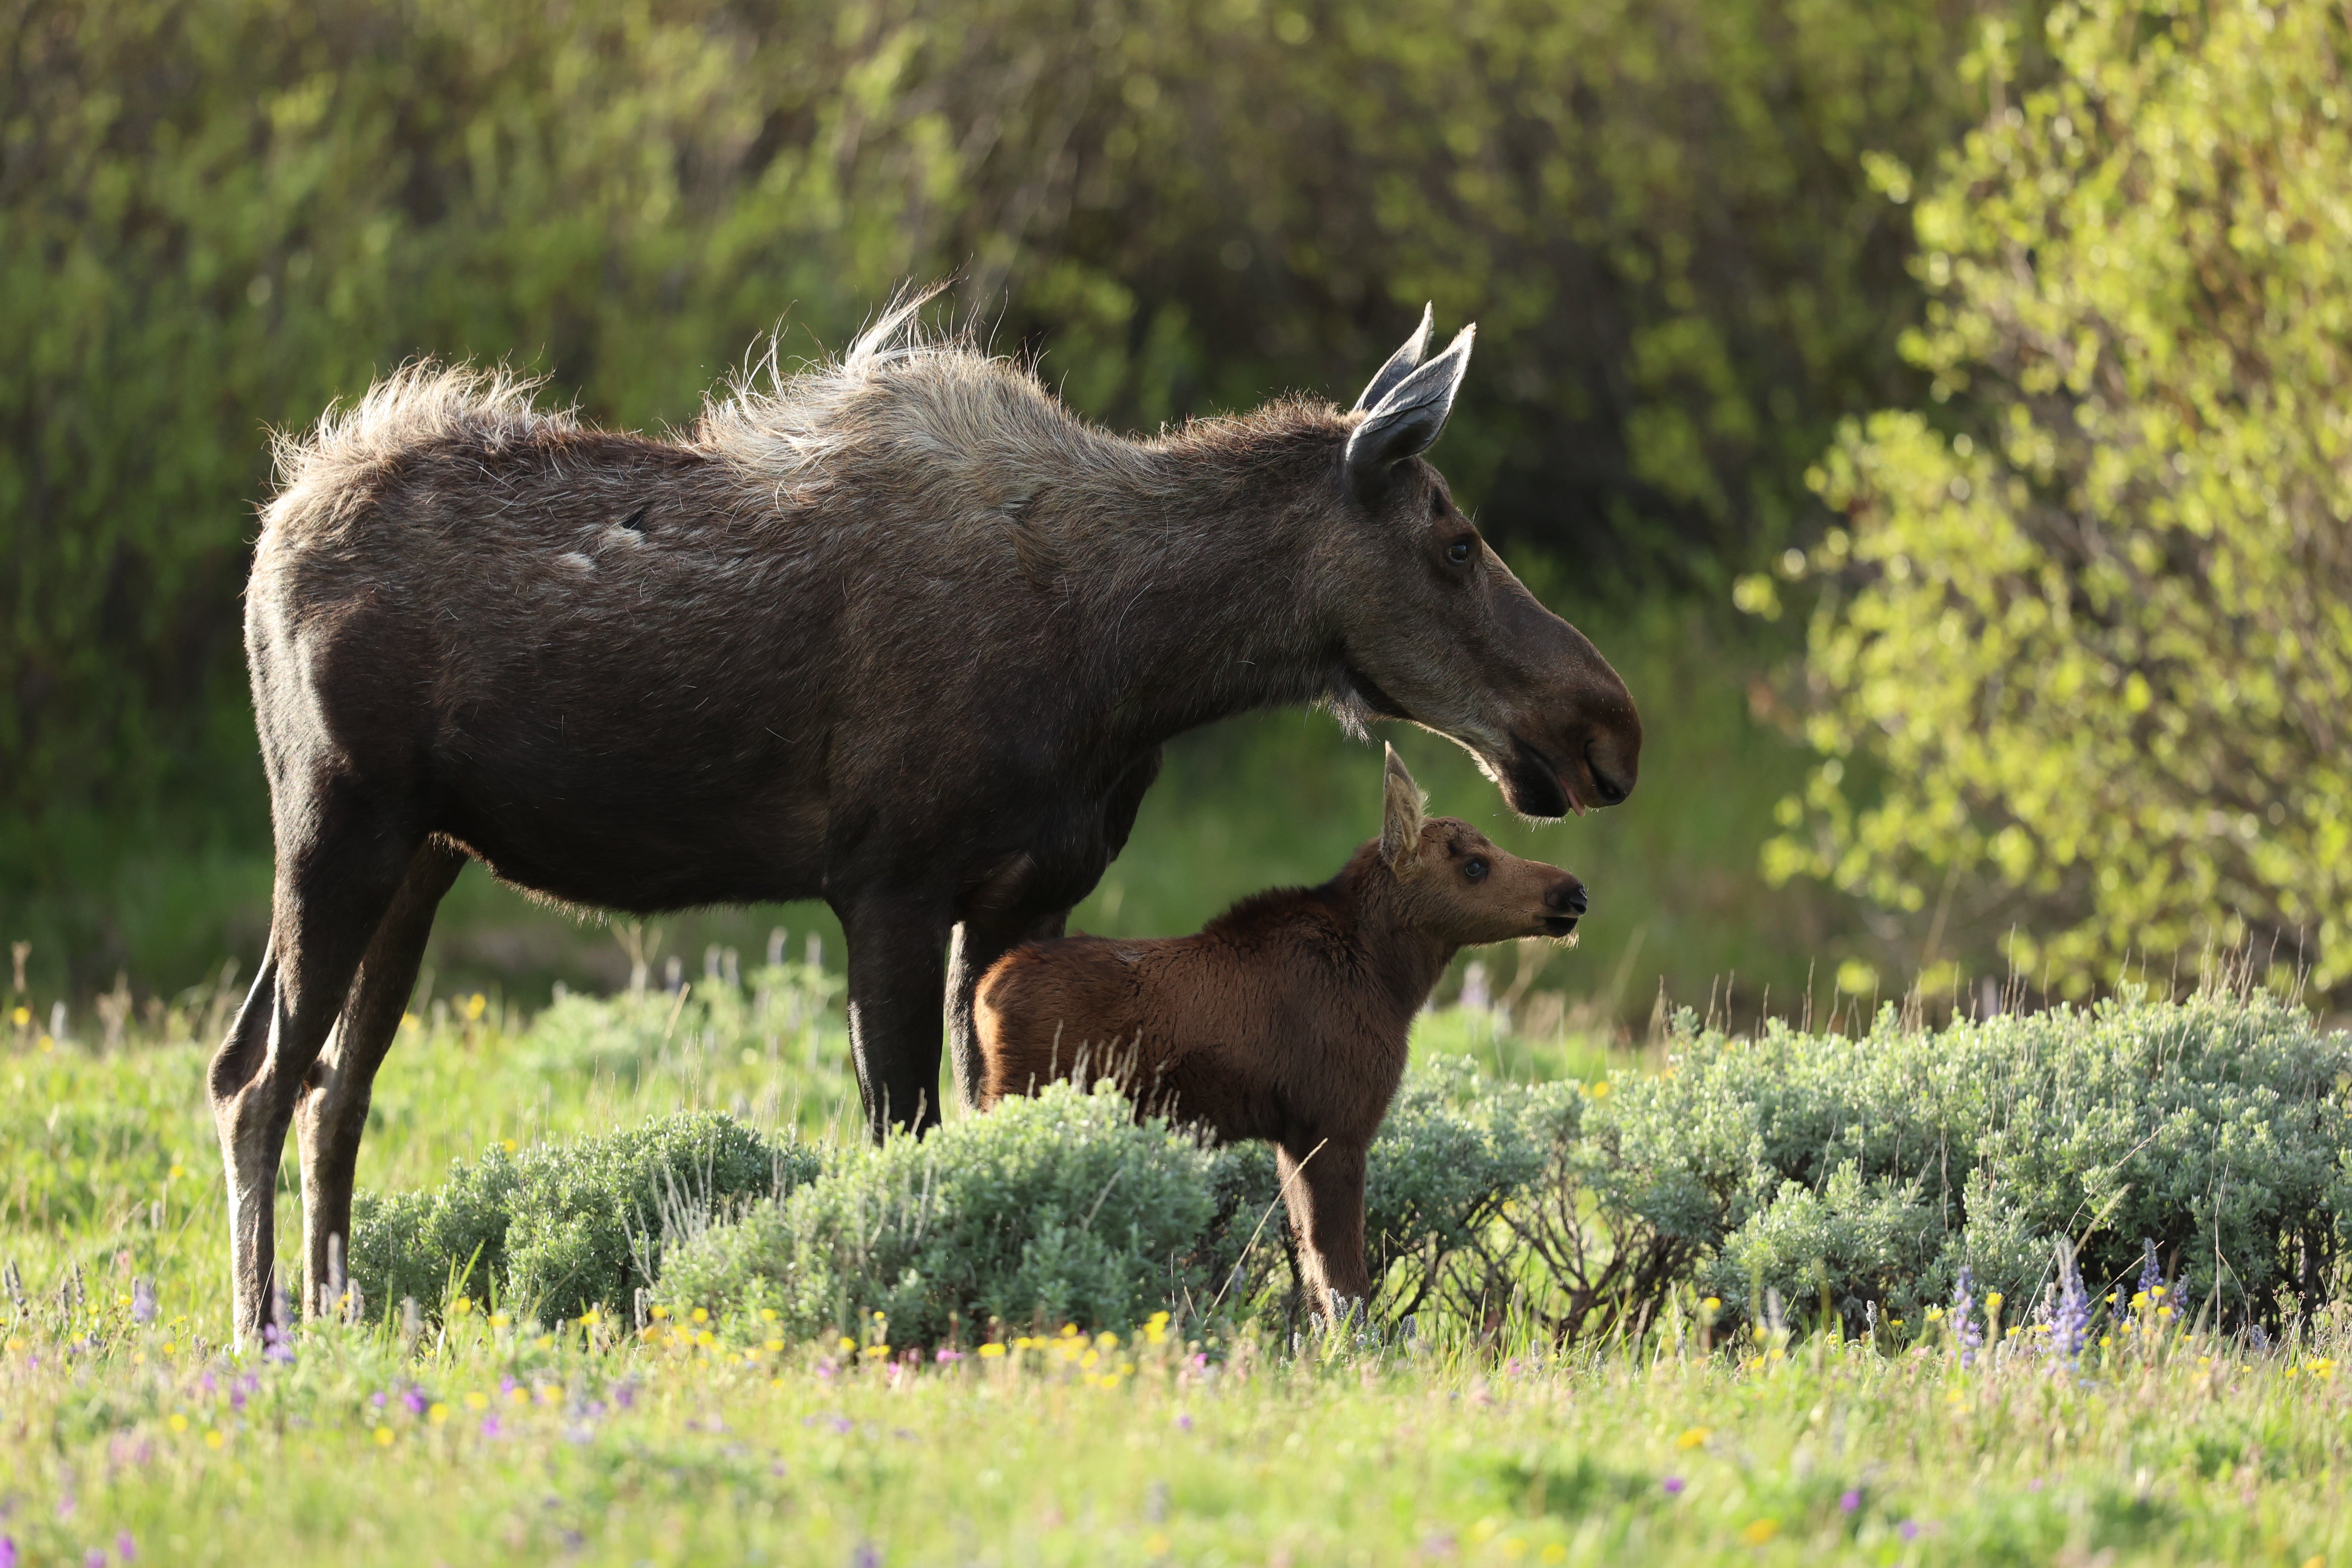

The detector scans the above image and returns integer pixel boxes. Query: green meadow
[3,978,2346,1567]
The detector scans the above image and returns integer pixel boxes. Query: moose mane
[267,296,1358,562]
[692,300,1356,536]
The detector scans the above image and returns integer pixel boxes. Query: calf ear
[1351,303,1434,413]
[1346,323,1475,500]
[1380,744,1427,870]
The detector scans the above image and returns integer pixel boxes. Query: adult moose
[215,295,1640,1342]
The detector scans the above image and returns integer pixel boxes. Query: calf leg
[1276,1138,1372,1318]
[210,780,420,1346]
[840,892,952,1139]
[945,906,1069,1112]
[294,842,466,1320]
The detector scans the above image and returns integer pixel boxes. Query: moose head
[1317,306,1641,819]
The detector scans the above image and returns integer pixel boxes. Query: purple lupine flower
[1839,1490,1862,1513]
[1899,1520,1921,1542]
[1662,1476,1685,1496]
[0,1534,15,1568]
[850,1541,882,1568]
[1951,1268,1983,1369]
[1175,1413,1193,1432]
[401,1387,429,1416]
[934,1348,961,1364]
[2051,1246,2092,1365]
[611,1381,637,1409]
[116,1531,136,1562]
[2137,1240,2161,1305]
[130,1279,158,1325]
[480,1416,503,1439]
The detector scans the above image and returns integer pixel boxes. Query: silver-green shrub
[349,1111,815,1323]
[1527,991,2351,1337]
[656,1083,1229,1344]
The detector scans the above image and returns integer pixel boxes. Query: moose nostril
[1546,882,1588,915]
[1585,743,1631,806]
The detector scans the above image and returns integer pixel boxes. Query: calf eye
[1463,858,1488,882]
[1446,537,1474,566]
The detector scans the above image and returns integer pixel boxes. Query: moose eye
[1446,537,1475,566]
[1463,858,1488,882]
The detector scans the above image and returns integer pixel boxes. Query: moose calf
[975,745,1587,1317]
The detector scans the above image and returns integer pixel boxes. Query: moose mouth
[1502,736,1582,820]
[1542,915,1580,938]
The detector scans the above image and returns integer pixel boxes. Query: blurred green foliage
[1772,0,2352,999]
[2,0,1995,941]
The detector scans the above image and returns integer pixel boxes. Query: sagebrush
[348,1111,815,1323]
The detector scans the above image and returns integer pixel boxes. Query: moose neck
[1074,428,1348,755]
[1332,850,1461,1022]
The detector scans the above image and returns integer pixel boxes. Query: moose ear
[1351,303,1435,413]
[1379,744,1427,870]
[1345,323,1476,499]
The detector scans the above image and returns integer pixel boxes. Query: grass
[4,978,2350,1565]
[4,1254,2347,1566]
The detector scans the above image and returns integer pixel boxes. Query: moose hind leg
[295,841,466,1320]
[946,906,1070,1112]
[210,782,420,1345]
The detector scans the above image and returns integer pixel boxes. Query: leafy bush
[7,0,1991,918]
[1358,1061,1566,1322]
[1514,991,2351,1340]
[349,1111,815,1322]
[1774,0,2352,999]
[657,1083,1237,1345]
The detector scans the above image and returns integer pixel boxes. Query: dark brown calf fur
[214,292,1640,1344]
[976,747,1586,1316]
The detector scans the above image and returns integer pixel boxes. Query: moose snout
[1540,876,1587,937]
[1583,737,1635,807]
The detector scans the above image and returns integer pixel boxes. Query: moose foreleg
[841,894,953,1140]
[1277,1138,1372,1320]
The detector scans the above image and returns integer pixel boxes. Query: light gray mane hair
[267,289,1356,563]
